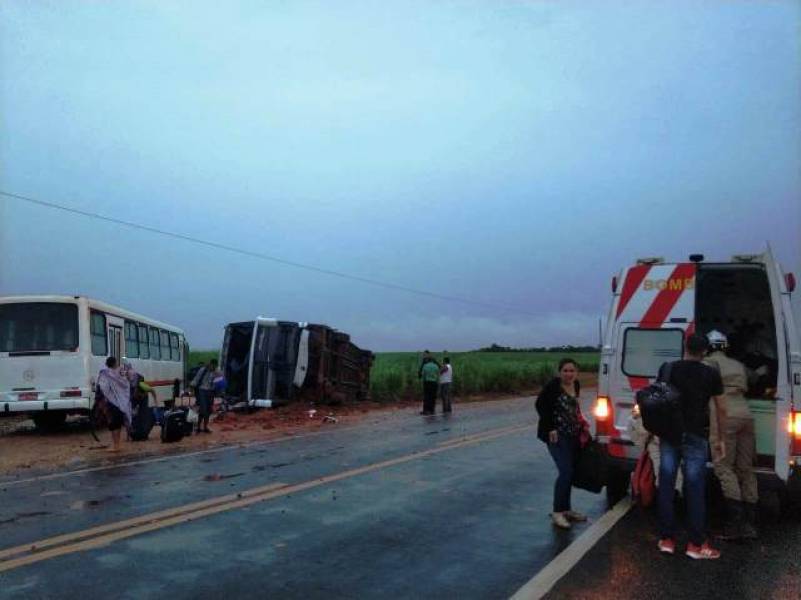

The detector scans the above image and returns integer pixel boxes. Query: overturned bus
[220,317,373,408]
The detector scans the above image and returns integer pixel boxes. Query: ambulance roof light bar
[636,257,664,265]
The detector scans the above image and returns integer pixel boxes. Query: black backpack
[129,375,155,441]
[635,362,683,443]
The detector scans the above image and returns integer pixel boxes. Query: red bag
[631,445,656,507]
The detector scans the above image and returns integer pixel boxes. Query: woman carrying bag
[536,358,591,529]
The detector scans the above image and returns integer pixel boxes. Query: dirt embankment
[0,374,597,477]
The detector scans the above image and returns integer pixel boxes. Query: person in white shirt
[439,357,453,414]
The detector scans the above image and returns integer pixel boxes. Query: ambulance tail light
[790,410,801,455]
[786,273,796,293]
[594,396,614,437]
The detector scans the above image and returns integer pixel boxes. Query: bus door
[106,315,124,361]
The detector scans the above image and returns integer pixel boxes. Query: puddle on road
[70,495,130,510]
[0,510,51,524]
[252,462,292,471]
[203,473,245,482]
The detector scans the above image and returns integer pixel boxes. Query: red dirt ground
[0,374,597,476]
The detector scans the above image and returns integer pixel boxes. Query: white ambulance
[594,249,801,507]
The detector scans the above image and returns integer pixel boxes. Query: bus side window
[160,330,170,361]
[149,327,161,360]
[170,333,180,361]
[138,323,150,359]
[90,311,107,356]
[125,320,139,358]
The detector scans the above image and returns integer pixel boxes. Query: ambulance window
[622,328,684,378]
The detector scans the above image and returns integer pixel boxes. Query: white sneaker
[551,512,572,529]
[565,510,587,522]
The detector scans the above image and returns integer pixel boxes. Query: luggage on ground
[129,400,155,441]
[160,395,194,442]
[573,439,609,493]
[161,408,187,443]
[129,374,155,441]
[631,443,656,507]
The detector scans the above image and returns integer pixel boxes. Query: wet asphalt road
[0,396,607,599]
[545,501,801,599]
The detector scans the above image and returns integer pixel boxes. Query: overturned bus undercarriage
[220,318,373,408]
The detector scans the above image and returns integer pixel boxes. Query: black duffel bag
[572,439,609,494]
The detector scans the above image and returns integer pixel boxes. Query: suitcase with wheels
[160,409,186,443]
[129,396,155,442]
[160,395,192,443]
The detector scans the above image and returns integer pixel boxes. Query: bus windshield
[0,302,79,352]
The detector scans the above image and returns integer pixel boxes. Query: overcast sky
[1,1,799,351]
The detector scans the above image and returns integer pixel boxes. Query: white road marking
[510,497,633,600]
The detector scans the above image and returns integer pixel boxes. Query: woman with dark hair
[536,358,590,529]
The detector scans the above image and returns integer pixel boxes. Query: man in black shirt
[656,333,726,560]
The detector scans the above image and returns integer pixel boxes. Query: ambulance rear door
[763,249,798,480]
[607,262,697,454]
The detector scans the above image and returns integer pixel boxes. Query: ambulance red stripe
[638,263,696,326]
[616,264,651,319]
[625,263,696,393]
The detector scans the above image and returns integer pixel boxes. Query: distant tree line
[476,343,599,353]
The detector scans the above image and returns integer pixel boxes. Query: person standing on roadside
[191,358,220,433]
[96,356,132,452]
[420,354,440,416]
[536,358,590,529]
[704,330,759,540]
[439,357,453,414]
[418,350,440,379]
[656,333,726,560]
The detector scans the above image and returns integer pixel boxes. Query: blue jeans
[547,433,578,512]
[658,432,709,545]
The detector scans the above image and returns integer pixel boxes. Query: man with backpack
[654,333,726,560]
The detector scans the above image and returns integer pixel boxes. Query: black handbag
[572,439,609,494]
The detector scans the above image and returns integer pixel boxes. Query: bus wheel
[606,466,630,509]
[33,411,68,432]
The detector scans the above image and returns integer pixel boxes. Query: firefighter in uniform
[705,330,759,540]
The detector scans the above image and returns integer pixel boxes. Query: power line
[2,189,539,316]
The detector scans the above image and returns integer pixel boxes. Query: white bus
[0,295,188,430]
